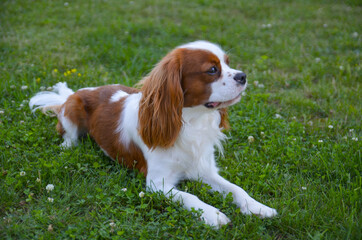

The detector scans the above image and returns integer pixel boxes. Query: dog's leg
[58,108,79,148]
[57,94,87,148]
[202,172,278,218]
[146,167,230,228]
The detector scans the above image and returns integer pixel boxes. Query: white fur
[58,107,79,148]
[110,90,129,103]
[29,82,79,148]
[78,87,99,91]
[29,82,74,112]
[119,92,277,228]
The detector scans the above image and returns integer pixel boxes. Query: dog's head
[138,41,247,149]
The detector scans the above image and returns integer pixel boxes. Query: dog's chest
[172,110,226,170]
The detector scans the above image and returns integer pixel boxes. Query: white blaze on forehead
[177,40,226,63]
[110,90,129,102]
[178,40,241,75]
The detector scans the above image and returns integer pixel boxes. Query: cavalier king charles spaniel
[30,41,277,228]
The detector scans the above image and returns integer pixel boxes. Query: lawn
[0,0,361,239]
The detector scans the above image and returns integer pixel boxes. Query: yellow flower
[66,70,71,75]
[36,78,41,83]
[53,69,58,73]
[71,69,77,73]
[64,72,68,77]
[78,73,82,77]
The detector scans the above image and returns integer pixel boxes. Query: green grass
[0,0,361,239]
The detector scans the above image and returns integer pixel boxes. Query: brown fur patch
[218,108,230,130]
[138,49,184,149]
[88,99,147,175]
[58,85,148,175]
[181,49,222,107]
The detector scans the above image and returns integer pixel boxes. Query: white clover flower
[349,129,354,133]
[261,23,272,28]
[260,132,265,138]
[315,58,321,63]
[46,184,55,192]
[339,66,344,70]
[47,197,54,203]
[318,140,323,143]
[323,23,328,28]
[275,113,282,119]
[10,85,16,89]
[20,120,25,124]
[328,125,333,129]
[248,136,255,143]
[48,224,53,232]
[307,121,313,126]
[0,110,4,114]
[301,187,307,190]
[139,191,145,198]
[64,2,69,6]
[36,178,41,183]
[291,116,297,120]
[352,137,358,141]
[109,222,116,228]
[253,81,259,86]
[292,138,297,141]
[352,32,358,38]
[20,171,26,176]
[21,85,28,90]
[40,86,46,91]
[258,83,265,88]
[121,188,127,192]
[241,91,247,96]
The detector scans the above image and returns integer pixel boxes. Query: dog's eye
[207,66,218,75]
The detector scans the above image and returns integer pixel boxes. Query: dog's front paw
[240,199,277,218]
[201,208,230,228]
[252,204,277,218]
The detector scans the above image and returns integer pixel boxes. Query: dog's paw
[201,208,230,228]
[252,204,278,218]
[239,200,277,218]
[60,139,77,148]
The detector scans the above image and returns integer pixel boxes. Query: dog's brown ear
[138,49,184,149]
[218,108,229,130]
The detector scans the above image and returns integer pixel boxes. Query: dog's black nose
[233,72,247,85]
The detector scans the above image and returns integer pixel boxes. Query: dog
[29,41,277,228]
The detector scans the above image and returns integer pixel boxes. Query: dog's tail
[29,82,74,116]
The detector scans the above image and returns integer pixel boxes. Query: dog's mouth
[204,94,242,109]
[204,102,222,108]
